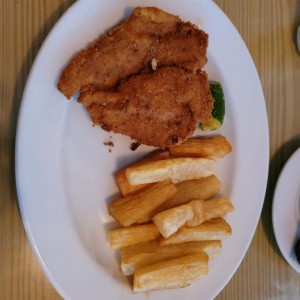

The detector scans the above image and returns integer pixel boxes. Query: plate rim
[15,0,270,299]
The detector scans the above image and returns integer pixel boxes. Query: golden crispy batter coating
[57,7,208,99]
[79,67,213,147]
[57,7,213,147]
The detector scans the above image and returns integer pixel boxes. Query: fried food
[79,67,214,147]
[168,135,233,158]
[158,175,221,210]
[133,253,208,293]
[106,134,234,292]
[121,240,221,275]
[108,223,160,249]
[57,7,213,147]
[115,149,170,196]
[109,181,177,227]
[57,7,208,99]
[125,156,216,185]
[159,218,231,245]
[135,175,221,224]
[153,197,234,238]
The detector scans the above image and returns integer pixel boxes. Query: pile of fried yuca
[107,135,234,293]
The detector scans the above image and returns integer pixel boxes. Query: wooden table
[1,0,299,299]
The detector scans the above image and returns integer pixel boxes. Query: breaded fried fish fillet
[58,7,208,99]
[79,67,213,147]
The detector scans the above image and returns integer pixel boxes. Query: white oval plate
[273,148,300,273]
[15,0,269,299]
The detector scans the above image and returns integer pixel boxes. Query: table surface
[1,0,300,299]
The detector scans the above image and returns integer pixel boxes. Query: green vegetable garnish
[200,81,225,131]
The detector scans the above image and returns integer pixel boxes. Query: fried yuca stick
[160,218,231,246]
[136,175,221,224]
[153,197,234,238]
[126,157,216,185]
[121,239,221,275]
[109,181,177,227]
[115,150,170,196]
[168,135,232,158]
[108,223,160,249]
[160,175,221,210]
[133,253,208,293]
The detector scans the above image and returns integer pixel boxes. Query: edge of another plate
[272,148,300,273]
